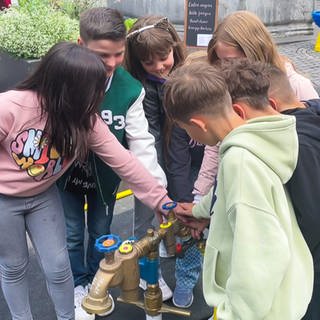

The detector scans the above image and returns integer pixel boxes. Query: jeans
[0,186,74,320]
[59,190,114,287]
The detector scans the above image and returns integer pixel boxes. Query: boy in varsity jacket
[58,8,167,320]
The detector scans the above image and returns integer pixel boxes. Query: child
[57,8,169,318]
[124,15,203,308]
[125,16,184,245]
[0,41,173,320]
[207,10,318,101]
[184,51,220,204]
[192,9,319,203]
[166,50,208,307]
[265,65,320,320]
[124,16,184,174]
[165,60,313,319]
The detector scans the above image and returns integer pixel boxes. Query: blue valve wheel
[95,234,122,253]
[162,201,177,211]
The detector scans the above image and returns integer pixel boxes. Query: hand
[187,218,210,239]
[174,202,194,223]
[155,209,167,224]
[191,228,203,240]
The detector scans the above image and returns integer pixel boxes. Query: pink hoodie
[0,90,170,212]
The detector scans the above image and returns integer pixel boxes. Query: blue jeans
[59,190,114,287]
[0,186,74,320]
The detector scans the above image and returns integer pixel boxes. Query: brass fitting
[144,284,163,316]
[82,202,194,318]
[82,243,140,315]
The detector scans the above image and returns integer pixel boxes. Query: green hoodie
[193,115,313,320]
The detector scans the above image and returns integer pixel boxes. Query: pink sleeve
[88,116,171,212]
[0,93,14,142]
[285,62,319,101]
[193,144,220,196]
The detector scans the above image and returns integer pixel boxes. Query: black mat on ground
[0,210,211,320]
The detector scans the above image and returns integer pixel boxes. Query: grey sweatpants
[0,185,74,320]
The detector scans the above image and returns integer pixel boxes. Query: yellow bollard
[116,189,133,200]
[315,33,320,52]
[83,189,133,214]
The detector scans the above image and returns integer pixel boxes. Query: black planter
[0,51,39,93]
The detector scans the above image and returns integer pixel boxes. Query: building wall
[105,0,316,40]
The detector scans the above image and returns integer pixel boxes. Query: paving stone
[278,40,320,94]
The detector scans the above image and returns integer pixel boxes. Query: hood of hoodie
[305,98,320,114]
[219,115,298,184]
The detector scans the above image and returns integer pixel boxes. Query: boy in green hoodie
[164,60,313,320]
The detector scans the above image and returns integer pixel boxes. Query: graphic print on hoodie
[11,128,66,181]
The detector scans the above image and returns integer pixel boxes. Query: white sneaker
[139,275,173,301]
[159,240,175,258]
[74,285,95,320]
[158,274,173,301]
[139,278,147,290]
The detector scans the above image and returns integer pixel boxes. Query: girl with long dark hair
[0,41,171,319]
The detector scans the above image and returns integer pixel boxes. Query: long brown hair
[124,15,185,83]
[17,42,106,160]
[207,11,284,71]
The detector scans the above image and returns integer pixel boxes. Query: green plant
[52,0,99,20]
[124,17,137,31]
[0,0,79,59]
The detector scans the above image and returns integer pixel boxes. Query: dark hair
[219,59,270,109]
[80,7,126,43]
[265,65,297,105]
[124,15,185,83]
[17,42,106,160]
[164,61,232,123]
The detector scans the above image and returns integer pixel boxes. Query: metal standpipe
[81,201,196,319]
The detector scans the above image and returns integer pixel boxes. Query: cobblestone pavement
[278,39,320,93]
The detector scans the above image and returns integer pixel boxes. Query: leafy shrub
[52,0,100,20]
[124,17,137,31]
[0,1,79,59]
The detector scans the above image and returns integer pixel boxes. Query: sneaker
[74,285,94,320]
[172,286,194,308]
[139,278,147,290]
[159,240,175,258]
[139,275,173,301]
[158,274,173,301]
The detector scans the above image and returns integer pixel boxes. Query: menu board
[184,0,218,47]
